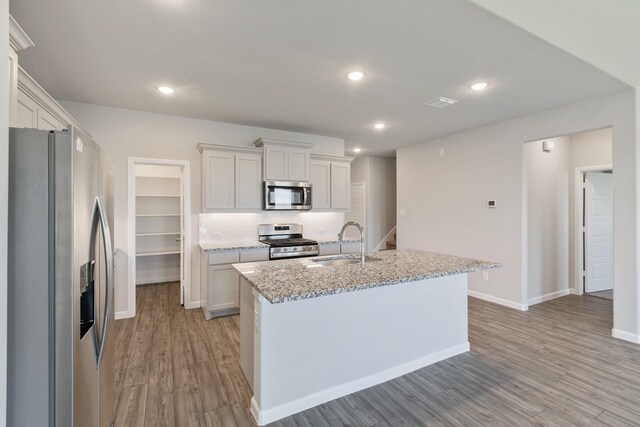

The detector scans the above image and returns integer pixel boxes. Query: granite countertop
[311,236,361,245]
[233,249,501,304]
[200,240,268,252]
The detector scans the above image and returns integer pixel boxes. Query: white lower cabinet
[201,247,269,320]
[207,265,240,313]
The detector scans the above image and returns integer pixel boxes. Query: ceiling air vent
[424,97,458,109]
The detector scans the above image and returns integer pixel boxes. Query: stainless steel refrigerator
[7,127,115,426]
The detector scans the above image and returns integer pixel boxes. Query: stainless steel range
[259,224,319,260]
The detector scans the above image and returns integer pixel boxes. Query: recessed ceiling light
[158,86,175,95]
[353,147,362,153]
[374,123,385,130]
[470,82,489,91]
[347,71,365,81]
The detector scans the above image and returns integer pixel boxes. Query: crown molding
[310,153,354,163]
[197,143,263,154]
[253,137,314,149]
[9,15,35,52]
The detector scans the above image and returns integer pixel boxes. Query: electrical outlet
[482,271,489,281]
[440,148,445,156]
[399,209,406,217]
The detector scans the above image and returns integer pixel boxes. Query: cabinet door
[288,148,310,181]
[331,162,351,210]
[38,108,64,131]
[236,153,263,209]
[203,151,235,210]
[264,145,288,180]
[15,89,38,129]
[311,160,331,209]
[207,265,240,312]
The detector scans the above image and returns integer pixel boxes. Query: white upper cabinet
[9,15,87,133]
[199,144,263,212]
[254,138,312,181]
[236,152,263,209]
[310,160,331,209]
[288,148,310,181]
[310,154,353,211]
[264,145,289,180]
[15,88,38,129]
[330,161,350,209]
[203,150,235,210]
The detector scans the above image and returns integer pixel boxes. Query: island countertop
[233,249,500,304]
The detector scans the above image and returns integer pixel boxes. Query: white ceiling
[11,0,628,157]
[470,0,640,87]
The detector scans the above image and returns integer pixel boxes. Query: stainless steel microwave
[264,180,312,210]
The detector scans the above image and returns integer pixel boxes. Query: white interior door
[345,183,365,240]
[584,172,613,293]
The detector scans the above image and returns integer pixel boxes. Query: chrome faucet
[338,222,365,266]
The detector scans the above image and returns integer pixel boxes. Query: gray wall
[351,156,397,251]
[526,136,571,301]
[397,89,639,340]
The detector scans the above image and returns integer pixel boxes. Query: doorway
[127,158,192,317]
[580,170,613,299]
[525,127,613,307]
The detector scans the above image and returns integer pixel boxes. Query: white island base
[239,273,470,426]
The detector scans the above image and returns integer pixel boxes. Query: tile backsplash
[199,212,346,242]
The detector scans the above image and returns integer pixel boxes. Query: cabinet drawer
[319,243,340,256]
[240,248,269,262]
[208,250,240,265]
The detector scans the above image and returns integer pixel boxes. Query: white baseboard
[528,289,571,306]
[569,287,579,295]
[612,329,640,344]
[185,300,201,310]
[115,310,133,320]
[468,290,528,311]
[250,342,470,426]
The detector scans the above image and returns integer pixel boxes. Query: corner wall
[60,101,345,317]
[397,89,639,341]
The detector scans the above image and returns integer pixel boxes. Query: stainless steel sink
[311,255,381,266]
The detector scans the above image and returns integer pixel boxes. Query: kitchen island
[234,249,500,425]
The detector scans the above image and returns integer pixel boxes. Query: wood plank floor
[114,282,640,426]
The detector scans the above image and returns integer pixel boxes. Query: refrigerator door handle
[88,196,113,367]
